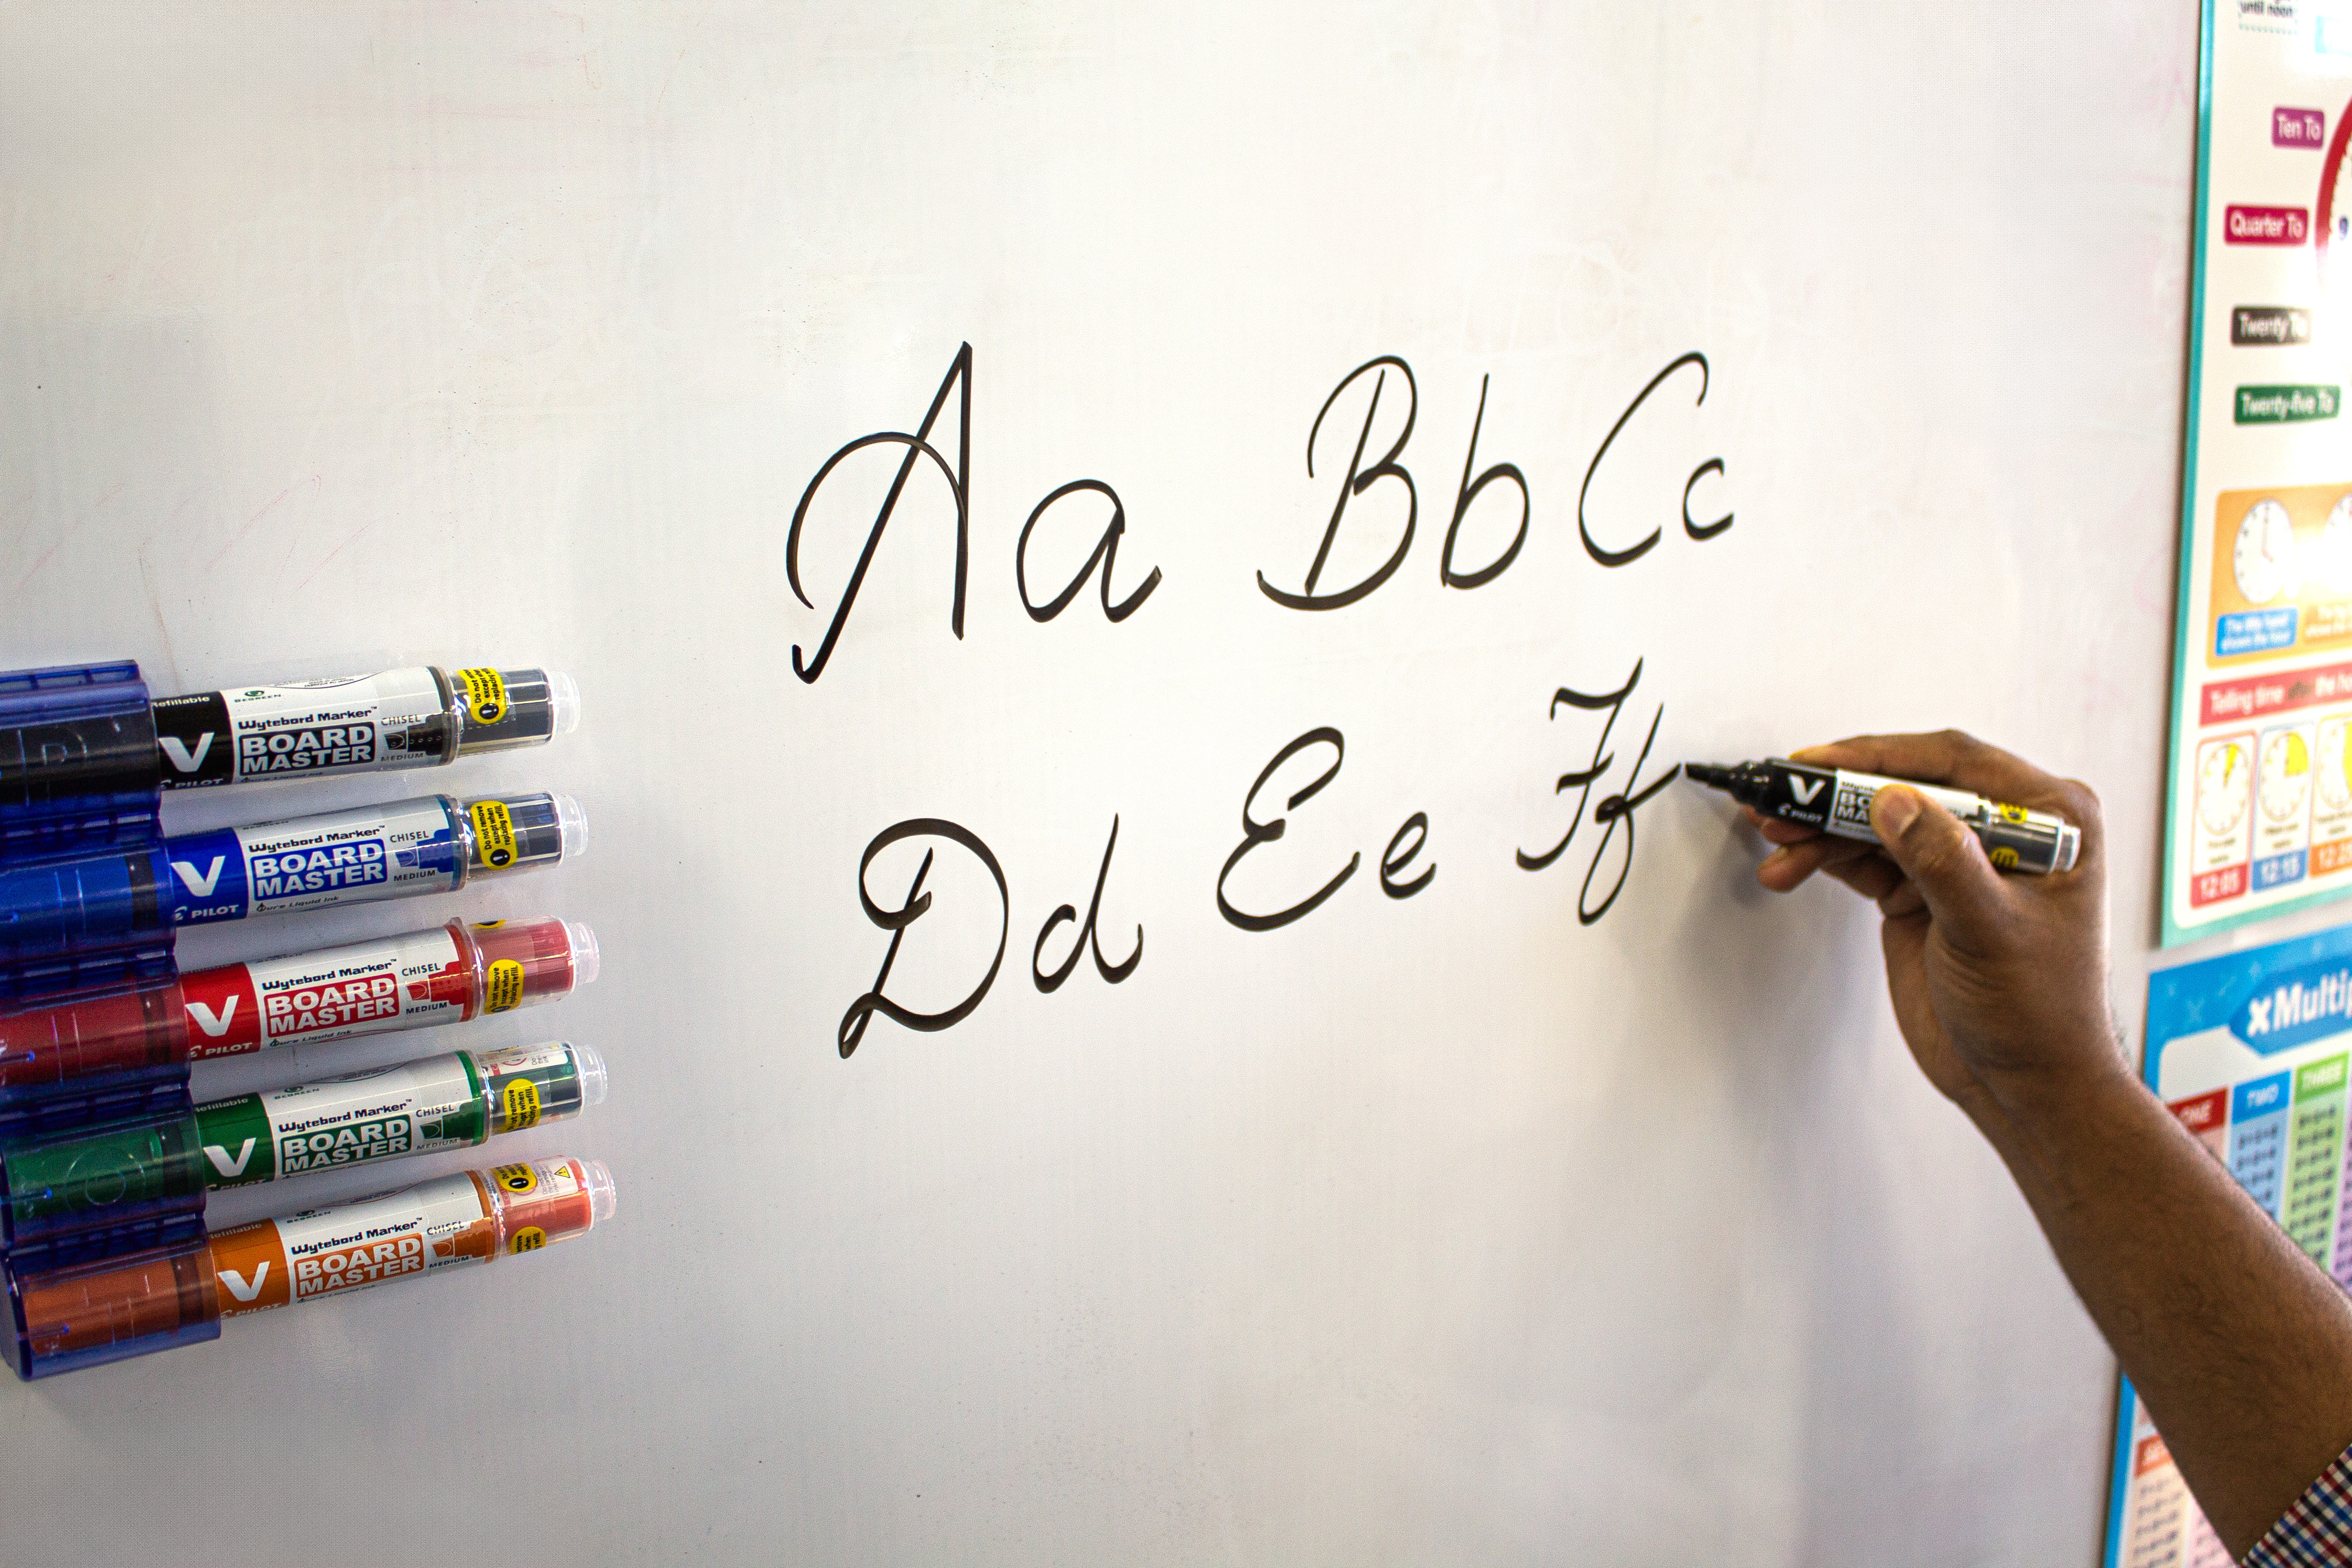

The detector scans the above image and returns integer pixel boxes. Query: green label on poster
[2235,383,2340,423]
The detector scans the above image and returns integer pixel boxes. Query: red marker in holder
[0,916,598,1097]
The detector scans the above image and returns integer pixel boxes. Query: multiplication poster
[2165,1,2352,943]
[2106,922,2352,1566]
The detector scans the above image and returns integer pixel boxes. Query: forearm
[1959,1057,2352,1556]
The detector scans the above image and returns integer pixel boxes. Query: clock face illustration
[2322,717,2352,813]
[2236,499,2300,605]
[2262,730,2312,824]
[2323,496,2352,594]
[2199,740,2250,836]
[2320,92,2352,266]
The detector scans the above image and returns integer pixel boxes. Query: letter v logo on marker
[1788,776,1825,805]
[203,1139,256,1178]
[218,1262,269,1302]
[158,733,214,773]
[171,857,226,897]
[186,995,239,1037]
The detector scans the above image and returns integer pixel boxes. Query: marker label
[455,667,508,725]
[156,668,452,790]
[470,799,516,869]
[208,1169,501,1316]
[166,798,460,925]
[179,925,473,1059]
[193,1054,486,1189]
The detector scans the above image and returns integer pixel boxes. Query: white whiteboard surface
[0,6,2209,1564]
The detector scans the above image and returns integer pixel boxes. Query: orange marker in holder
[6,1154,614,1378]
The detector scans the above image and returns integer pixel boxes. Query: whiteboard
[0,5,2221,1563]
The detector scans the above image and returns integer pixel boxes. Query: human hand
[1745,731,2119,1119]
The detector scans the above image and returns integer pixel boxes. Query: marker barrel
[151,665,580,791]
[0,792,585,969]
[7,1154,615,1378]
[0,916,598,1098]
[1684,758,2081,875]
[0,1041,606,1250]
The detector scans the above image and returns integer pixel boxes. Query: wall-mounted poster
[2104,921,2352,1565]
[2165,1,2352,944]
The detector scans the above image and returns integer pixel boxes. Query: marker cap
[469,917,597,1009]
[452,668,580,759]
[570,1042,608,1109]
[476,1039,603,1130]
[493,1155,611,1249]
[460,792,587,877]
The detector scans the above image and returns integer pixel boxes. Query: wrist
[1959,1030,2144,1193]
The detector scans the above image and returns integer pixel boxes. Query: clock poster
[2163,2,2352,945]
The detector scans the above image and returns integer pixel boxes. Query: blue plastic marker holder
[0,662,187,1156]
[0,661,175,1002]
[0,661,165,861]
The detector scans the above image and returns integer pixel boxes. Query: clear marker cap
[494,1156,608,1248]
[584,1158,617,1224]
[452,668,578,758]
[548,672,581,735]
[564,921,600,987]
[554,793,587,858]
[463,792,583,875]
[570,1041,608,1108]
[467,916,594,1008]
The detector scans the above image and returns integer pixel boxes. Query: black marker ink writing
[1512,660,1676,923]
[1217,727,1360,930]
[1517,663,1644,873]
[1017,480,1162,623]
[1440,375,1529,589]
[1034,815,1144,990]
[1579,351,1732,568]
[1260,358,1418,611]
[1380,812,1435,897]
[787,344,973,684]
[838,816,1008,1058]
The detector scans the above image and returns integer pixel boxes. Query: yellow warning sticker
[493,1162,538,1195]
[471,799,518,869]
[502,1076,543,1131]
[455,667,508,725]
[509,1226,547,1253]
[485,957,526,1013]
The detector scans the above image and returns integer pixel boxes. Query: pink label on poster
[2276,107,2326,146]
[2227,204,2310,243]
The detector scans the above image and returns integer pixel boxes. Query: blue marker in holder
[0,791,583,970]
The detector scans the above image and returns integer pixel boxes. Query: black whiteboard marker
[1683,759,2081,874]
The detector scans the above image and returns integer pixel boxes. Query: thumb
[1870,785,2004,938]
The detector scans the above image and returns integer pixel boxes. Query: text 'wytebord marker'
[1684,758,2081,874]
